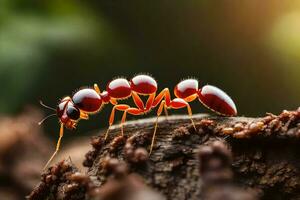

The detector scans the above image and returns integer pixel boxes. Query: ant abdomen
[198,85,237,116]
[174,79,237,116]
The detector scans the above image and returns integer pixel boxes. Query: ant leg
[145,93,156,111]
[170,98,196,131]
[131,92,156,112]
[121,108,143,136]
[80,112,89,120]
[131,92,145,110]
[110,98,118,105]
[184,94,198,102]
[150,100,166,154]
[94,83,101,94]
[186,102,196,130]
[105,104,130,140]
[152,89,170,119]
[164,105,169,119]
[43,124,64,170]
[152,88,171,107]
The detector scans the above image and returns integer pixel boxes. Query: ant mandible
[40,74,237,170]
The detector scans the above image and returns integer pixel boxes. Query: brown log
[28,107,300,200]
[0,108,51,200]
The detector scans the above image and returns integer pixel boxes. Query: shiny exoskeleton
[42,74,237,169]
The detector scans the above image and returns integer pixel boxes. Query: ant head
[57,97,80,129]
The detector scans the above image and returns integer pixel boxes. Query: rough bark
[28,108,300,200]
[0,108,51,200]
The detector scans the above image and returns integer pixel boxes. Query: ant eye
[66,106,80,120]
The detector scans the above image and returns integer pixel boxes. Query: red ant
[40,74,237,169]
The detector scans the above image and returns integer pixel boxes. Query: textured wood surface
[28,108,300,200]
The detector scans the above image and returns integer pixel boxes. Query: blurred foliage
[0,0,98,112]
[0,0,299,137]
[268,11,300,89]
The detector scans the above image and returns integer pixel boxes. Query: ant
[40,74,237,170]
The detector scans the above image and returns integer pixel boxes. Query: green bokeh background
[1,1,299,138]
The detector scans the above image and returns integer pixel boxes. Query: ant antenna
[38,114,56,125]
[39,100,56,111]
